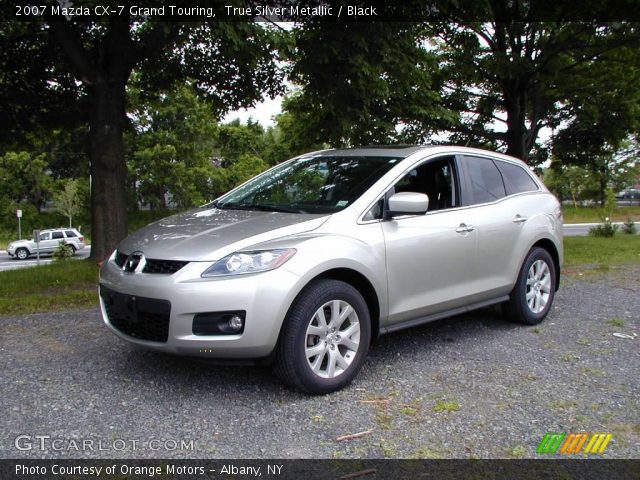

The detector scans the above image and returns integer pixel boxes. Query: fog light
[228,315,244,331]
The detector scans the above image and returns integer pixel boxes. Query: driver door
[381,156,477,325]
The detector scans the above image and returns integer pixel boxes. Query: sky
[223,94,284,127]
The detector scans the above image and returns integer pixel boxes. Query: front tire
[275,279,371,394]
[504,247,556,325]
[15,248,29,260]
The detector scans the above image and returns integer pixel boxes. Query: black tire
[274,279,371,394]
[504,247,556,325]
[67,244,76,256]
[15,248,29,260]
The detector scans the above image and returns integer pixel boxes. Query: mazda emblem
[123,251,146,273]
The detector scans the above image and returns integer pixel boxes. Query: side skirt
[380,295,509,335]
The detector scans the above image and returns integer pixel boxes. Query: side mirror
[386,192,429,218]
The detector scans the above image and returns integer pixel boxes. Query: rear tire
[274,279,371,394]
[504,247,556,325]
[15,248,29,260]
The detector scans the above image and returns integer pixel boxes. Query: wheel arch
[314,268,381,343]
[280,267,382,346]
[530,238,561,291]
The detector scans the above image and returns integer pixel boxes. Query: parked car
[100,146,563,394]
[7,228,85,259]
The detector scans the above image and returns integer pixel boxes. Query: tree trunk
[89,80,128,261]
[504,89,528,162]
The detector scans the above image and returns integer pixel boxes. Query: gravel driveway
[1,272,638,459]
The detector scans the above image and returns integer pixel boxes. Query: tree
[543,164,599,207]
[128,83,222,209]
[0,151,53,211]
[53,179,82,228]
[427,13,640,164]
[285,22,448,147]
[1,15,283,259]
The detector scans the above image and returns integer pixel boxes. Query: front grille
[114,250,188,274]
[143,259,189,275]
[100,285,171,343]
[114,250,127,267]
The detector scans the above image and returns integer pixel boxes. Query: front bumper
[99,258,302,359]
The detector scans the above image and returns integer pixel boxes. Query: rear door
[48,231,65,253]
[459,155,537,301]
[36,232,56,253]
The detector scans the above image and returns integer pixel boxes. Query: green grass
[0,259,99,316]
[564,235,640,266]
[562,205,640,224]
[432,400,461,413]
[607,318,625,328]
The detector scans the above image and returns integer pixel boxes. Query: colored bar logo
[538,432,612,454]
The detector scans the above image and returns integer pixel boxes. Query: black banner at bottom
[1,459,639,480]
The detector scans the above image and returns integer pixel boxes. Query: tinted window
[216,155,402,214]
[52,231,64,240]
[394,157,457,211]
[496,161,539,194]
[465,157,506,204]
[65,230,77,237]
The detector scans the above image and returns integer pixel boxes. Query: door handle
[456,223,475,233]
[513,214,528,224]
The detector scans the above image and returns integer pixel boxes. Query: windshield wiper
[217,203,307,214]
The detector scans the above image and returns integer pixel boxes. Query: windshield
[212,155,402,214]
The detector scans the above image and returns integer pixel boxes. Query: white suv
[7,228,86,259]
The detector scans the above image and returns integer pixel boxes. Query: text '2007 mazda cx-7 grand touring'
[99,146,563,394]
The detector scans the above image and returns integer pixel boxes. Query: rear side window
[65,230,77,238]
[464,157,506,204]
[52,231,64,240]
[496,161,539,194]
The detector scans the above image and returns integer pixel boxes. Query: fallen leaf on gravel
[612,333,637,339]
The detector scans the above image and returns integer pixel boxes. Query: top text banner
[8,0,640,22]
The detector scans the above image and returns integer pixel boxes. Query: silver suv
[100,146,563,394]
[7,228,86,259]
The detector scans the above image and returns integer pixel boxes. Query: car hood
[8,239,32,247]
[117,207,330,261]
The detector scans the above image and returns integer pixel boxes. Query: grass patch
[432,400,461,413]
[507,445,527,458]
[564,235,640,267]
[0,260,99,316]
[562,205,640,224]
[607,318,625,328]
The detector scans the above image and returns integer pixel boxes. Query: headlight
[201,249,297,277]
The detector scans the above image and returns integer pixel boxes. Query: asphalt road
[0,247,91,272]
[1,271,638,459]
[563,222,638,237]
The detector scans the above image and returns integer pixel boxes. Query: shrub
[621,218,637,235]
[589,217,618,238]
[52,241,74,261]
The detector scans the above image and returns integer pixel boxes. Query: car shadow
[110,306,526,398]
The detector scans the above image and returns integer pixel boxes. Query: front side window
[214,155,402,214]
[393,157,457,211]
[464,156,506,204]
[39,232,50,241]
